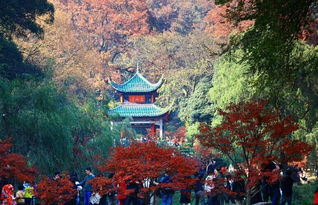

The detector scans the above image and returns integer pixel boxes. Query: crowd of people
[0,182,35,205]
[1,163,318,205]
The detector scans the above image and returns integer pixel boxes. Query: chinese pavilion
[108,69,169,139]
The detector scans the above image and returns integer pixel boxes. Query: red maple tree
[0,137,36,183]
[196,100,312,204]
[91,141,198,203]
[36,175,77,205]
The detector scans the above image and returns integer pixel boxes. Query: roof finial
[136,60,141,73]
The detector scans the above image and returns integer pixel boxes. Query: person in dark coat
[159,174,174,205]
[194,174,205,205]
[280,169,294,205]
[65,173,80,205]
[125,181,141,205]
[251,183,262,204]
[180,188,191,205]
[263,162,281,204]
[232,178,245,204]
[224,175,235,204]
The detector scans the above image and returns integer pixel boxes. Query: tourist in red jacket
[117,181,127,205]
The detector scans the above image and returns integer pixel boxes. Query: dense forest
[1,0,318,177]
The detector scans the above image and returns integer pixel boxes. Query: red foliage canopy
[91,142,198,198]
[204,0,254,38]
[193,141,220,165]
[36,176,76,205]
[0,137,36,182]
[173,127,187,144]
[57,0,150,53]
[196,100,312,201]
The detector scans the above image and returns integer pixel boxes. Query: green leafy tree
[0,77,73,174]
[209,51,255,105]
[0,0,54,39]
[0,0,53,79]
[209,46,318,169]
[0,0,116,176]
[179,77,214,124]
[210,0,318,129]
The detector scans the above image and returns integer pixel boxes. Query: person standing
[106,173,118,205]
[117,181,127,205]
[159,174,174,205]
[224,175,235,205]
[1,184,16,205]
[205,170,220,205]
[15,185,25,205]
[23,183,34,205]
[66,173,81,205]
[180,188,191,205]
[194,173,205,205]
[280,170,294,205]
[313,187,318,205]
[79,168,95,205]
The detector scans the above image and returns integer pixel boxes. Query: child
[15,185,25,205]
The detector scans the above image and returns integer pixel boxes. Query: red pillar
[151,95,154,103]
[151,124,156,137]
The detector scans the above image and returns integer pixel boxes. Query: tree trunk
[246,188,252,205]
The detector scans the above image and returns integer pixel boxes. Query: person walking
[79,168,95,205]
[280,169,294,205]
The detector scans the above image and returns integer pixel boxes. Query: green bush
[292,181,317,205]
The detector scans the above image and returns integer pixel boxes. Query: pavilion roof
[108,103,169,118]
[110,70,163,93]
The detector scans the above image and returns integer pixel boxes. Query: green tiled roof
[110,71,162,93]
[108,103,168,117]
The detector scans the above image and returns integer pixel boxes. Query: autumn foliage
[205,0,315,41]
[36,175,76,205]
[0,137,36,182]
[91,141,198,202]
[204,0,254,38]
[59,0,150,53]
[196,100,312,203]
